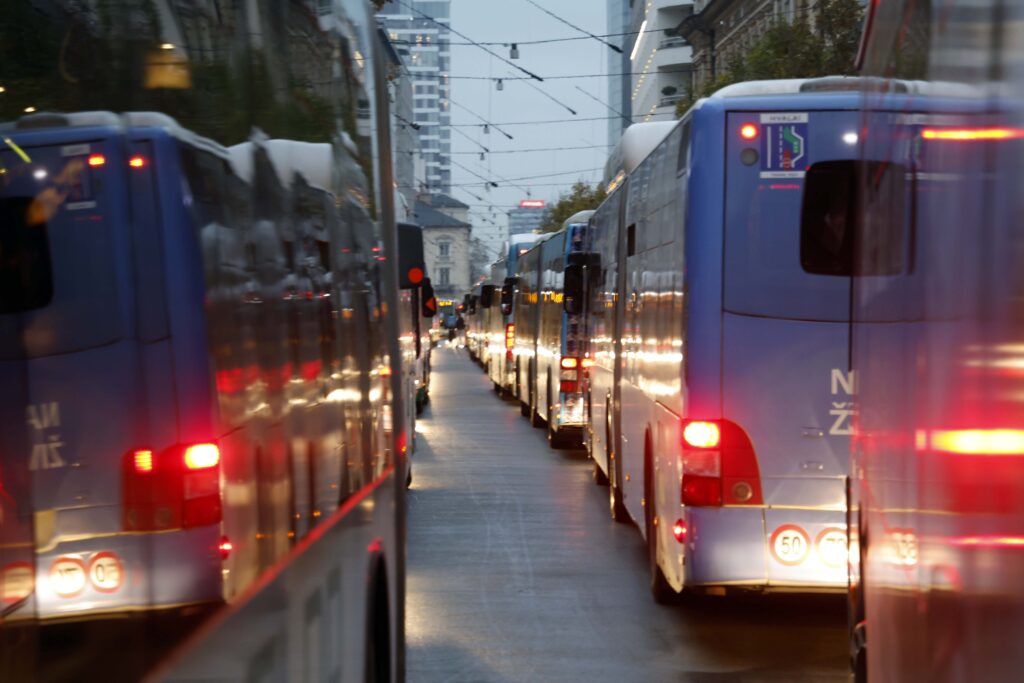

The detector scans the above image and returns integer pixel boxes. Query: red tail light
[219,536,233,560]
[672,519,688,543]
[128,156,146,168]
[683,421,720,449]
[184,443,219,470]
[559,356,581,393]
[87,153,106,167]
[123,442,222,531]
[680,419,763,507]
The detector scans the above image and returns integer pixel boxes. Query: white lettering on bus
[829,370,855,436]
[27,402,67,470]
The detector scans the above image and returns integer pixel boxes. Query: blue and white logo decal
[760,112,808,178]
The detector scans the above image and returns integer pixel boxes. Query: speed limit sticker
[2,562,34,604]
[88,552,124,593]
[49,557,87,598]
[815,527,848,568]
[770,524,811,566]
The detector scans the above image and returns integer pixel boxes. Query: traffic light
[421,278,437,318]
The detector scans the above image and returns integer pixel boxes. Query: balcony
[659,37,689,49]
[658,93,686,108]
[654,42,692,70]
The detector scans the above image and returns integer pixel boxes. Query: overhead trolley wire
[519,0,623,53]
[392,0,544,81]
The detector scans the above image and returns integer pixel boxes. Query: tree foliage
[538,181,607,233]
[676,1,865,118]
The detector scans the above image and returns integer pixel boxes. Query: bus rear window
[0,144,123,359]
[0,196,54,313]
[801,160,905,276]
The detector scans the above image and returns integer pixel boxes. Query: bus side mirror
[421,278,437,318]
[564,263,584,315]
[500,278,516,316]
[480,285,495,308]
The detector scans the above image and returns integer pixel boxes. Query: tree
[676,4,865,118]
[538,182,607,233]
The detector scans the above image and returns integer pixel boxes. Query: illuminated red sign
[519,200,546,208]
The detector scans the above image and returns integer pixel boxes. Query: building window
[439,241,450,257]
[439,267,450,285]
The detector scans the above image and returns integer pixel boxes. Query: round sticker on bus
[815,527,848,568]
[2,562,34,604]
[770,524,811,566]
[88,552,124,594]
[49,557,87,598]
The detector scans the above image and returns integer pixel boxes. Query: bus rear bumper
[681,506,848,592]
[7,526,223,622]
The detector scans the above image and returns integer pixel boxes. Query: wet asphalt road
[406,346,849,683]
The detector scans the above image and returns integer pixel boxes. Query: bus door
[722,109,861,583]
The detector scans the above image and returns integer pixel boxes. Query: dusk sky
[447,1,618,258]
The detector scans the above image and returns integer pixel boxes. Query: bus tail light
[560,356,581,393]
[505,323,515,361]
[680,419,763,508]
[123,442,222,532]
[218,536,233,560]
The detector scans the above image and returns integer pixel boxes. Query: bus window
[0,195,54,313]
[800,160,906,276]
[0,146,123,359]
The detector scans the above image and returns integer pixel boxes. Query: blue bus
[0,112,399,627]
[490,233,540,395]
[847,1,1024,680]
[514,211,593,448]
[587,79,862,603]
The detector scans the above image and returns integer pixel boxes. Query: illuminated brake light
[683,421,721,449]
[920,429,1024,455]
[740,123,759,140]
[672,519,687,543]
[560,357,579,369]
[87,154,106,167]
[219,536,233,560]
[184,443,220,470]
[581,357,595,368]
[133,449,154,473]
[129,156,146,168]
[922,127,1024,141]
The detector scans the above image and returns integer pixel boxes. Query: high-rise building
[630,1,694,123]
[508,201,549,237]
[607,0,632,147]
[378,1,452,193]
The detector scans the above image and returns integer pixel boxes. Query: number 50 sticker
[88,552,124,593]
[770,524,811,566]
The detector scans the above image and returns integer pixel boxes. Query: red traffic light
[407,266,424,285]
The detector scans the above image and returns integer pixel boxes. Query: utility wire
[450,158,532,196]
[508,71,577,116]
[450,126,490,153]
[449,159,498,188]
[448,115,629,127]
[450,100,514,140]
[392,27,669,47]
[392,0,544,81]
[519,0,623,53]
[573,85,632,126]
[408,70,685,81]
[400,180,600,190]
[398,143,612,155]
